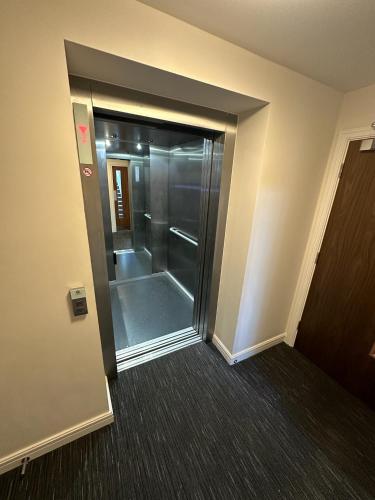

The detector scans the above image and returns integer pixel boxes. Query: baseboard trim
[212,333,286,365]
[212,335,233,364]
[0,379,114,475]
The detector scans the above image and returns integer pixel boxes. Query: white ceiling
[139,0,375,91]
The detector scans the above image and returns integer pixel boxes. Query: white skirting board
[0,378,114,475]
[212,333,286,365]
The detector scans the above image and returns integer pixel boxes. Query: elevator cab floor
[110,271,193,350]
[115,250,152,281]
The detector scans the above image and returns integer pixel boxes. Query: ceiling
[139,0,375,91]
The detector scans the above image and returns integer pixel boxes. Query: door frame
[69,76,237,375]
[106,158,133,234]
[112,164,131,231]
[286,126,375,347]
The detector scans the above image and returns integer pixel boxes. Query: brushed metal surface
[111,273,193,350]
[95,141,116,281]
[144,158,151,254]
[197,134,225,339]
[168,140,204,238]
[94,116,200,151]
[69,76,117,378]
[149,146,169,273]
[130,158,147,251]
[192,138,214,339]
[207,127,236,338]
[168,139,205,295]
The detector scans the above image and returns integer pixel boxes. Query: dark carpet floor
[1,342,375,499]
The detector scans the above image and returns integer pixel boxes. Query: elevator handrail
[169,227,198,247]
[144,212,151,220]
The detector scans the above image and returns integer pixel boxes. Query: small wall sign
[82,167,93,177]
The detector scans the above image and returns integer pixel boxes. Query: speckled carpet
[1,342,375,499]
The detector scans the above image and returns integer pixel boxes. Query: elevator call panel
[70,287,88,316]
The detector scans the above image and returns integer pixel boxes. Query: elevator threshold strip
[116,328,200,371]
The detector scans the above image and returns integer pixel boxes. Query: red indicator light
[78,124,88,143]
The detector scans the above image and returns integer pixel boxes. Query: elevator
[70,77,237,375]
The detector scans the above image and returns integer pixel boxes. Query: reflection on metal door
[112,165,131,230]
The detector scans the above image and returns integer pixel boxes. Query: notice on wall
[82,167,93,177]
[72,102,93,165]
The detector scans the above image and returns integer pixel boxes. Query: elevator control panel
[70,287,88,316]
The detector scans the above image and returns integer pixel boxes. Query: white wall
[0,0,341,462]
[214,107,270,351]
[216,79,341,354]
[285,83,375,347]
[334,83,375,131]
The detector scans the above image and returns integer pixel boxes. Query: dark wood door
[295,140,375,408]
[112,165,131,231]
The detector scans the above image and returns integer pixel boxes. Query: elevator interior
[94,113,215,353]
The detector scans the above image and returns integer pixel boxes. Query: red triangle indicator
[77,124,88,144]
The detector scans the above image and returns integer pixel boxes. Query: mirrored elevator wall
[131,156,149,251]
[149,146,169,273]
[98,128,206,296]
[167,140,203,295]
[130,139,205,296]
[97,135,206,294]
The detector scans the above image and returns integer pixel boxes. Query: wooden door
[295,140,375,408]
[112,165,131,230]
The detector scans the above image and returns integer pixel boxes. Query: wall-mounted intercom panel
[69,287,88,316]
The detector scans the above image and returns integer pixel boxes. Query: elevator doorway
[70,77,236,375]
[94,111,224,369]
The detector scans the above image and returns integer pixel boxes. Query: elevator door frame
[97,109,224,347]
[69,76,237,377]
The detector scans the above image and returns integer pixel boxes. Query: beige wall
[215,106,270,350]
[334,83,375,131]
[285,83,375,347]
[0,0,341,461]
